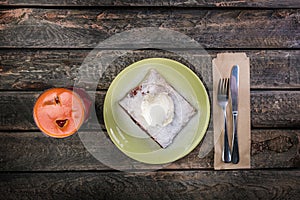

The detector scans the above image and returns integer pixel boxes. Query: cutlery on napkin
[212,53,251,170]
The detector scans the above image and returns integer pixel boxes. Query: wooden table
[0,1,299,199]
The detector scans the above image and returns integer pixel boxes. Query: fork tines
[218,78,229,97]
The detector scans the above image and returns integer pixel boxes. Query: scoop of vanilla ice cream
[141,92,174,127]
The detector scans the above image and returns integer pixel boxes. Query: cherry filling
[130,85,142,97]
[56,119,68,128]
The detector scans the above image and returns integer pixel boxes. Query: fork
[217,78,231,163]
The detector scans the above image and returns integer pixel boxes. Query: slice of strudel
[119,69,197,148]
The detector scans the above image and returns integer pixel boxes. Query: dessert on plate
[119,69,197,148]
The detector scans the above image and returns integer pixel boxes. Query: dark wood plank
[251,91,300,128]
[0,131,108,171]
[0,170,299,199]
[0,130,298,171]
[250,50,300,89]
[0,49,88,90]
[0,49,299,90]
[251,130,300,169]
[0,0,299,8]
[0,9,299,48]
[0,91,299,130]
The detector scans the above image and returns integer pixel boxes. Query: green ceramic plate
[103,58,210,164]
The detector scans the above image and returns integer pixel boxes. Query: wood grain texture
[251,91,300,128]
[0,170,299,200]
[0,49,299,90]
[0,8,299,48]
[0,91,299,130]
[0,2,298,199]
[0,130,298,171]
[0,0,299,8]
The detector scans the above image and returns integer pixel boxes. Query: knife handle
[232,112,239,164]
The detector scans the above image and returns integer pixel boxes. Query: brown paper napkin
[212,53,251,170]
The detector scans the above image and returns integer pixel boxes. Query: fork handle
[222,111,231,163]
[231,113,239,164]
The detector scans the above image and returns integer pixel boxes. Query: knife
[230,65,239,164]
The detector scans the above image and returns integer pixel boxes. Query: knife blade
[230,65,239,164]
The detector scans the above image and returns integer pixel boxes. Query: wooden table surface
[0,1,299,199]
